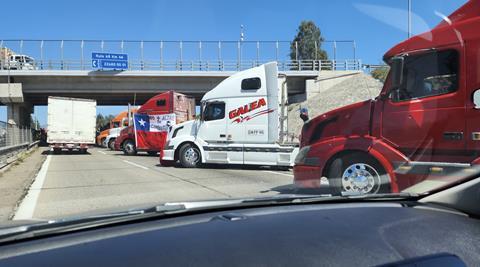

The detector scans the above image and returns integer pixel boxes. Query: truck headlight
[294,146,311,165]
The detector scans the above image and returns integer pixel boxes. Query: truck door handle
[219,134,226,138]
[443,132,463,141]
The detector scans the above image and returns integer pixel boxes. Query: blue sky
[0,0,466,126]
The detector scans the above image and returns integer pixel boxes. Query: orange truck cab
[293,0,480,195]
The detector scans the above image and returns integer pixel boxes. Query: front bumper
[50,143,90,150]
[162,149,175,161]
[293,165,323,188]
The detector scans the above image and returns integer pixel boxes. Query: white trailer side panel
[47,97,96,144]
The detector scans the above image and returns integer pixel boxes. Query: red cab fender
[307,136,408,193]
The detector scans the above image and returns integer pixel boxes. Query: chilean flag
[134,113,171,151]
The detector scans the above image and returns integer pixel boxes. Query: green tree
[290,21,328,65]
[96,114,116,131]
[96,114,105,132]
[371,66,390,83]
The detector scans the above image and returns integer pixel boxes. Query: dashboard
[0,202,478,266]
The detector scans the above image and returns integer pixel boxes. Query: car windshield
[0,0,475,224]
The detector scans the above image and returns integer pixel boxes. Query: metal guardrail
[0,39,360,71]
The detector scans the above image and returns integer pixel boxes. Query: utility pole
[408,0,412,38]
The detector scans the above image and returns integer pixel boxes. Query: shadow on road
[156,163,292,171]
[265,184,332,195]
[110,152,159,157]
[41,149,92,156]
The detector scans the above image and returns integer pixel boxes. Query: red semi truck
[294,0,480,195]
[114,91,195,156]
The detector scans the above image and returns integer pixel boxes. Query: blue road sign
[92,52,128,70]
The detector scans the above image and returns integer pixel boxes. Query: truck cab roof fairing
[201,62,277,102]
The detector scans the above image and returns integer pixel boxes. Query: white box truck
[161,62,299,168]
[47,96,96,153]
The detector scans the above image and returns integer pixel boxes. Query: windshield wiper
[241,192,419,205]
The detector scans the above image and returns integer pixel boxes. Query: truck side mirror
[200,103,207,121]
[473,89,480,109]
[300,107,309,122]
[391,56,404,89]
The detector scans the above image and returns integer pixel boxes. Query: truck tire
[327,152,390,196]
[53,148,61,154]
[79,148,88,154]
[108,139,116,150]
[178,143,201,168]
[122,140,137,156]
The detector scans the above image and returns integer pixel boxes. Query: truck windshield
[390,50,458,102]
[203,102,225,121]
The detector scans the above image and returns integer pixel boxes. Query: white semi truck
[161,62,298,168]
[47,96,97,153]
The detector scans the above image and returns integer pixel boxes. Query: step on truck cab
[161,62,299,168]
[114,91,195,156]
[294,0,480,195]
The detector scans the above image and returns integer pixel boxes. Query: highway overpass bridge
[0,39,361,126]
[0,69,320,106]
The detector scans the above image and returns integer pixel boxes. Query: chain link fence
[0,122,36,169]
[0,122,33,148]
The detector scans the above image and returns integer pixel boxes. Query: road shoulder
[0,147,47,220]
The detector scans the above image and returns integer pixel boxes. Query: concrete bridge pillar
[0,83,32,127]
[6,103,32,127]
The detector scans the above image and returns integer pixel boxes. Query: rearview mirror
[473,89,480,109]
[391,56,404,89]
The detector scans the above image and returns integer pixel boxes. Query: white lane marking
[123,160,149,170]
[13,155,52,220]
[98,150,107,155]
[263,170,294,177]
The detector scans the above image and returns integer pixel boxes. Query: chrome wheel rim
[341,163,380,194]
[184,147,199,164]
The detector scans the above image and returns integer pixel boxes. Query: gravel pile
[286,73,383,142]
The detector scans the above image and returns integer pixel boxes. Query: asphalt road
[14,147,296,220]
